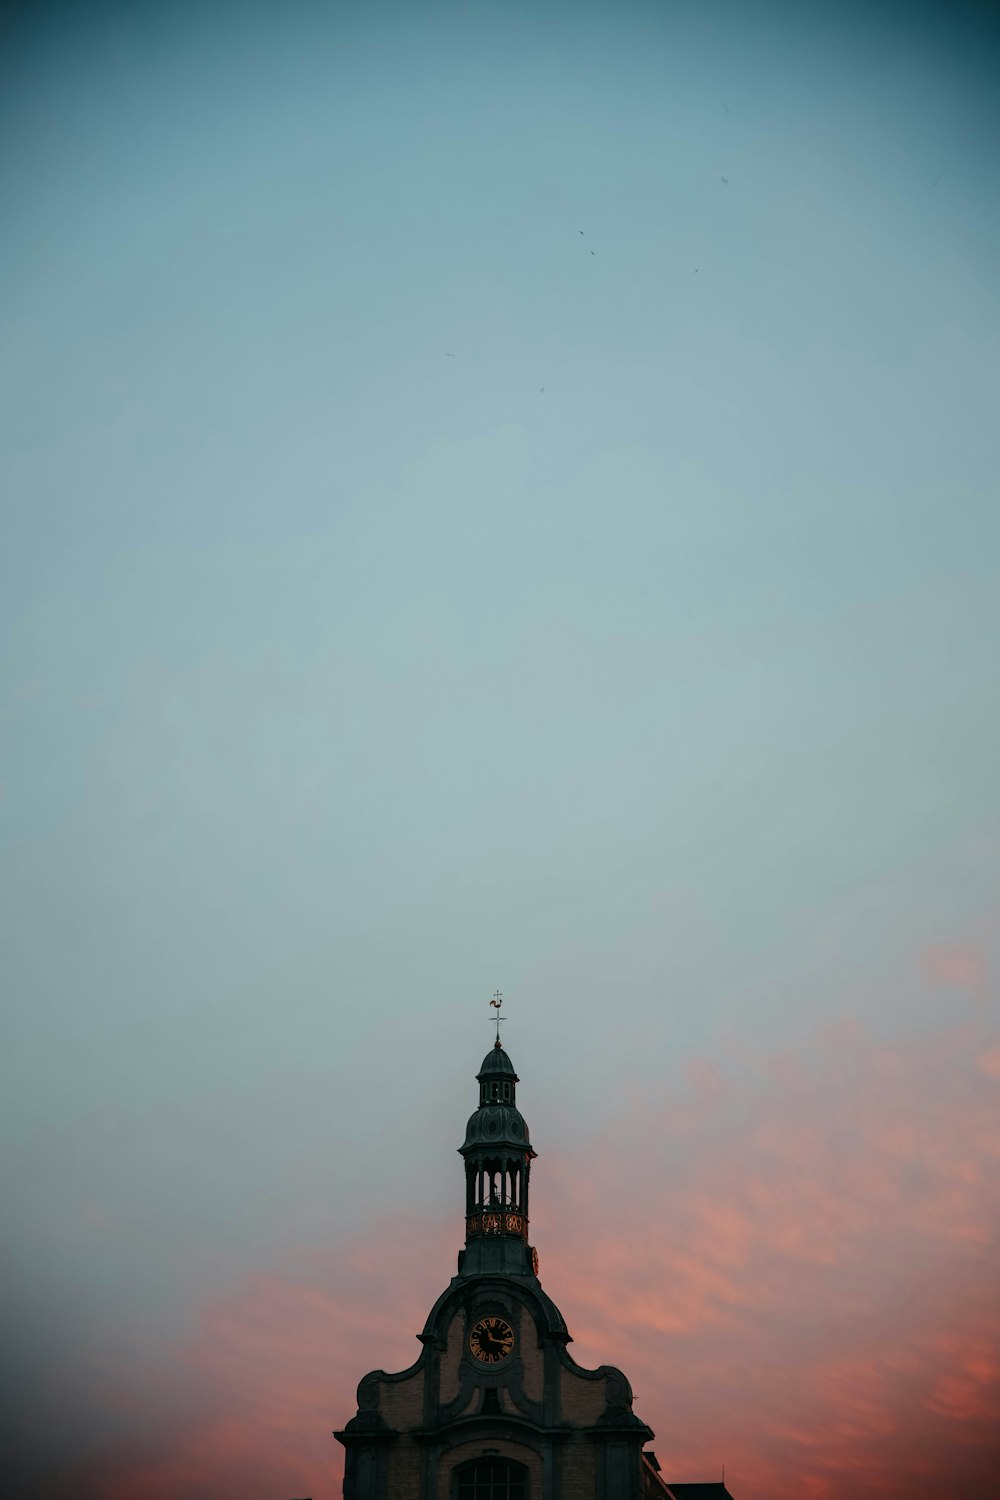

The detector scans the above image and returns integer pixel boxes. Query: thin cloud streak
[541,982,1000,1495]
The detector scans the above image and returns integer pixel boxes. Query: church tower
[334,1029,733,1500]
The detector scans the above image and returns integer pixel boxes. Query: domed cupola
[462,1040,531,1150]
[458,1035,538,1279]
[477,1043,518,1099]
[461,1102,531,1150]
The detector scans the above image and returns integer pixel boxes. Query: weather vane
[489,989,505,1044]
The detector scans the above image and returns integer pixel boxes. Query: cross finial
[489,989,504,1044]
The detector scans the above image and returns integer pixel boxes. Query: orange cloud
[533,1004,1000,1498]
[922,942,987,992]
[57,1240,459,1500]
[61,969,1000,1500]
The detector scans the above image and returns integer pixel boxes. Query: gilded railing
[466,1210,528,1239]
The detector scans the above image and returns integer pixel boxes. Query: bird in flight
[720,176,729,185]
[445,352,456,357]
[723,102,730,115]
[590,249,595,255]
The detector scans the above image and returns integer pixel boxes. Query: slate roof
[478,1042,517,1077]
[461,1102,531,1150]
[666,1485,733,1499]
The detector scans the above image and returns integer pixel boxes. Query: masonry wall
[339,1277,653,1500]
[560,1438,599,1500]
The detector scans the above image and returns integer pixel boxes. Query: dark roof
[477,1042,517,1078]
[666,1486,733,1500]
[461,1102,531,1150]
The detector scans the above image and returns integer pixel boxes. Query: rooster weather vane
[489,989,506,1044]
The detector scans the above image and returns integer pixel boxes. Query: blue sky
[2,2,999,1494]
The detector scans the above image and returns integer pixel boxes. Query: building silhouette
[335,1037,734,1500]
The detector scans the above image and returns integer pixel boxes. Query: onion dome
[477,1042,518,1081]
[462,1102,531,1151]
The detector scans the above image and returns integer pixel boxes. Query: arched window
[456,1456,527,1499]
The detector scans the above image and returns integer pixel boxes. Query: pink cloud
[922,942,987,992]
[976,1043,1000,1079]
[63,964,1000,1500]
[534,1004,1000,1498]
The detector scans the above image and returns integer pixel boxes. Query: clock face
[469,1315,515,1364]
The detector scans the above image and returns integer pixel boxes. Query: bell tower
[459,1039,537,1278]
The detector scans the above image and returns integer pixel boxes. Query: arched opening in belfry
[477,1159,505,1208]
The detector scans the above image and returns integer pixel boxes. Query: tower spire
[489,988,504,1045]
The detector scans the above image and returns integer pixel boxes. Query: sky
[1,0,999,1495]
